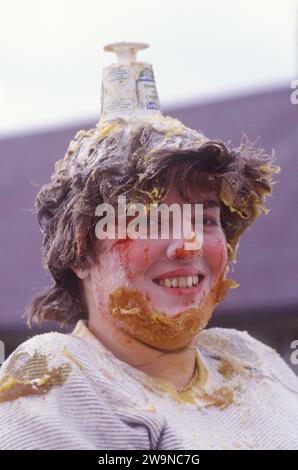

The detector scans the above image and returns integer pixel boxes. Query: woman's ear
[71,265,90,280]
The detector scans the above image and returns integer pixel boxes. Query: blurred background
[0,0,297,373]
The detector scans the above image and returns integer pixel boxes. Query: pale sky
[1,0,297,136]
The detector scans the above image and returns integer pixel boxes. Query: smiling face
[108,187,227,314]
[80,173,232,351]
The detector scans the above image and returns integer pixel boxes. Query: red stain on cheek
[109,239,133,279]
[124,242,153,275]
[109,238,132,250]
[110,239,167,286]
[143,245,149,263]
[202,235,228,277]
[213,238,228,272]
[110,240,152,281]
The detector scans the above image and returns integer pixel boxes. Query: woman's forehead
[163,186,219,206]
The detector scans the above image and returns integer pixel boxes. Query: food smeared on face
[109,276,238,351]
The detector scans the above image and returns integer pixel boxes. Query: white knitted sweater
[0,320,297,450]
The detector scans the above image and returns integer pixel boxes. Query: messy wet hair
[26,116,280,327]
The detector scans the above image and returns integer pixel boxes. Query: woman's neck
[88,314,198,392]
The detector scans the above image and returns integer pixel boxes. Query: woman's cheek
[113,238,167,278]
[204,232,228,276]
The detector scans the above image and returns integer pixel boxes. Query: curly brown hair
[26,114,280,328]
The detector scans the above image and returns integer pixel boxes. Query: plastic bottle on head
[99,41,161,123]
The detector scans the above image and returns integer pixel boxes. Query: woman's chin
[149,289,207,317]
[149,295,206,318]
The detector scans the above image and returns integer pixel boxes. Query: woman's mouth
[152,272,205,295]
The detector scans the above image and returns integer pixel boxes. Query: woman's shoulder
[197,327,272,361]
[0,330,80,375]
[196,327,298,392]
[0,329,86,406]
[0,330,158,450]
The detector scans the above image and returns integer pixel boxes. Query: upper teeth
[156,275,201,288]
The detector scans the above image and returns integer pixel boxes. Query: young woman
[0,110,297,450]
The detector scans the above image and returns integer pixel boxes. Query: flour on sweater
[0,320,297,450]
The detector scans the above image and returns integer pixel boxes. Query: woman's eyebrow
[199,199,220,209]
[182,198,219,208]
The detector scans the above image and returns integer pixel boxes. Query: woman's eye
[191,216,218,227]
[203,217,218,226]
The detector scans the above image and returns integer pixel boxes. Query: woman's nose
[166,233,203,260]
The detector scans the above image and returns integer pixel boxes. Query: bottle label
[101,63,160,118]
